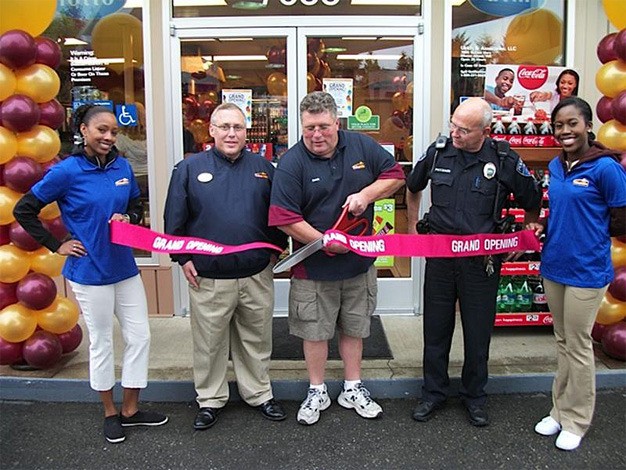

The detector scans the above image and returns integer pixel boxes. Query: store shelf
[495,312,553,326]
[500,261,541,275]
[516,147,560,163]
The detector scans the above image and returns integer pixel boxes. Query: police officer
[406,97,541,427]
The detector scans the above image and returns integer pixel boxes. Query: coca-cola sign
[517,66,549,90]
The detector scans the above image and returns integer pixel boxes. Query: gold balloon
[391,92,410,112]
[403,135,414,161]
[0,126,18,164]
[307,73,316,93]
[39,202,61,220]
[0,244,31,283]
[0,64,17,101]
[37,297,80,334]
[380,116,409,147]
[505,9,563,65]
[596,292,626,325]
[406,81,414,102]
[0,304,37,343]
[17,125,61,163]
[0,186,20,225]
[602,0,626,29]
[612,238,626,268]
[15,64,61,104]
[92,13,144,74]
[595,60,626,99]
[267,72,288,96]
[597,120,626,152]
[0,0,56,36]
[29,247,66,277]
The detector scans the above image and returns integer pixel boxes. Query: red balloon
[43,217,68,241]
[591,322,608,343]
[0,282,18,310]
[8,221,41,251]
[597,33,618,64]
[0,30,37,70]
[601,322,626,361]
[267,46,281,65]
[16,272,57,310]
[1,94,41,132]
[615,29,626,63]
[56,323,83,354]
[34,37,61,70]
[22,330,62,369]
[608,267,626,302]
[596,96,614,123]
[0,224,9,245]
[0,337,23,366]
[3,156,43,193]
[610,90,626,126]
[38,99,65,129]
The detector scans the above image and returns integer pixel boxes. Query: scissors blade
[272,238,324,273]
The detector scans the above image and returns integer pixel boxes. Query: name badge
[573,178,589,187]
[483,162,497,179]
[197,172,213,183]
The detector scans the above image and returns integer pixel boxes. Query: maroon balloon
[0,30,37,69]
[591,322,608,343]
[0,224,10,246]
[22,330,63,369]
[43,217,68,241]
[597,33,618,64]
[0,282,18,310]
[596,96,614,123]
[614,29,626,63]
[34,37,62,69]
[1,94,41,132]
[38,99,65,130]
[3,156,43,193]
[56,323,83,354]
[16,272,57,310]
[601,322,626,361]
[0,164,4,186]
[608,267,626,302]
[0,337,23,366]
[8,221,41,251]
[609,90,626,126]
[42,157,60,174]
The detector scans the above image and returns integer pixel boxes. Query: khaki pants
[543,278,608,437]
[188,264,274,408]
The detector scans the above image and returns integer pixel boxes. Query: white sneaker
[297,387,331,425]
[534,415,561,436]
[337,382,383,419]
[555,430,582,451]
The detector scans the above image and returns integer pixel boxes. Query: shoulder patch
[516,159,532,177]
[417,151,427,163]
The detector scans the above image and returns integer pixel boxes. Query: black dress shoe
[412,401,443,422]
[257,399,287,421]
[194,407,220,430]
[466,404,489,427]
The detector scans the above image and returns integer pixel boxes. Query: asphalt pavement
[1,389,625,470]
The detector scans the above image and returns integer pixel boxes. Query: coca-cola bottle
[532,279,549,312]
[523,119,537,135]
[541,170,550,209]
[492,116,506,135]
[539,120,553,135]
[508,117,521,135]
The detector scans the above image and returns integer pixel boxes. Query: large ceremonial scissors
[272,206,370,273]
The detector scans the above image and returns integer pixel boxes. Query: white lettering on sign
[483,237,519,251]
[349,239,386,253]
[153,236,185,251]
[451,239,480,253]
[323,232,348,246]
[185,240,224,254]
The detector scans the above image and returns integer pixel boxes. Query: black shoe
[194,407,220,430]
[104,415,125,443]
[412,401,443,422]
[257,399,287,421]
[120,410,168,427]
[466,404,489,427]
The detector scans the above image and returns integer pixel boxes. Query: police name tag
[483,162,497,179]
[197,172,213,183]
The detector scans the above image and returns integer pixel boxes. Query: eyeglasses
[212,124,246,133]
[449,121,475,136]
[303,124,334,136]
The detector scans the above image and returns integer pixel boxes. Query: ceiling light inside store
[203,55,268,61]
[337,54,402,61]
[322,47,347,53]
[63,37,88,46]
[225,0,268,9]
[172,1,227,6]
[351,0,420,5]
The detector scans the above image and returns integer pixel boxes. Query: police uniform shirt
[164,148,287,279]
[31,154,141,285]
[406,138,540,235]
[269,130,405,281]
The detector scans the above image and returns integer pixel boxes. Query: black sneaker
[104,416,125,443]
[120,410,168,427]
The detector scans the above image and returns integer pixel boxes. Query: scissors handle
[332,206,370,236]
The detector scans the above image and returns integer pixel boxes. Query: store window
[40,1,151,256]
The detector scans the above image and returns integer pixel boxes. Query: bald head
[449,98,492,152]
[456,98,493,128]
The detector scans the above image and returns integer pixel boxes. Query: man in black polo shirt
[269,92,405,425]
[406,97,541,427]
[164,103,288,430]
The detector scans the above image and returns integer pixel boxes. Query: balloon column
[0,11,84,368]
[591,1,626,361]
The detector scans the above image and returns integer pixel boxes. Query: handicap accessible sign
[116,104,138,127]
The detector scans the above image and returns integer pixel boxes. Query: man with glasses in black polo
[164,102,288,430]
[406,97,541,427]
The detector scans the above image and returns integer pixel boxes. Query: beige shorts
[288,265,378,341]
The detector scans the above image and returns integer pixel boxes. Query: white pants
[69,275,150,391]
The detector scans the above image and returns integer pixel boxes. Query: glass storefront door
[171,26,422,315]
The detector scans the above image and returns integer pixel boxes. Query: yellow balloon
[0,186,21,225]
[39,201,62,220]
[16,125,61,163]
[505,10,563,65]
[37,297,80,334]
[406,81,414,102]
[403,135,414,162]
[0,0,56,36]
[597,120,626,152]
[602,0,626,29]
[92,13,144,74]
[15,64,60,104]
[0,304,37,343]
[0,64,17,101]
[596,292,626,325]
[392,92,410,112]
[612,239,626,268]
[0,126,18,164]
[267,72,288,96]
[29,247,66,277]
[595,60,626,99]
[0,244,31,283]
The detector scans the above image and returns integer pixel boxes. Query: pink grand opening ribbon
[110,220,285,255]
